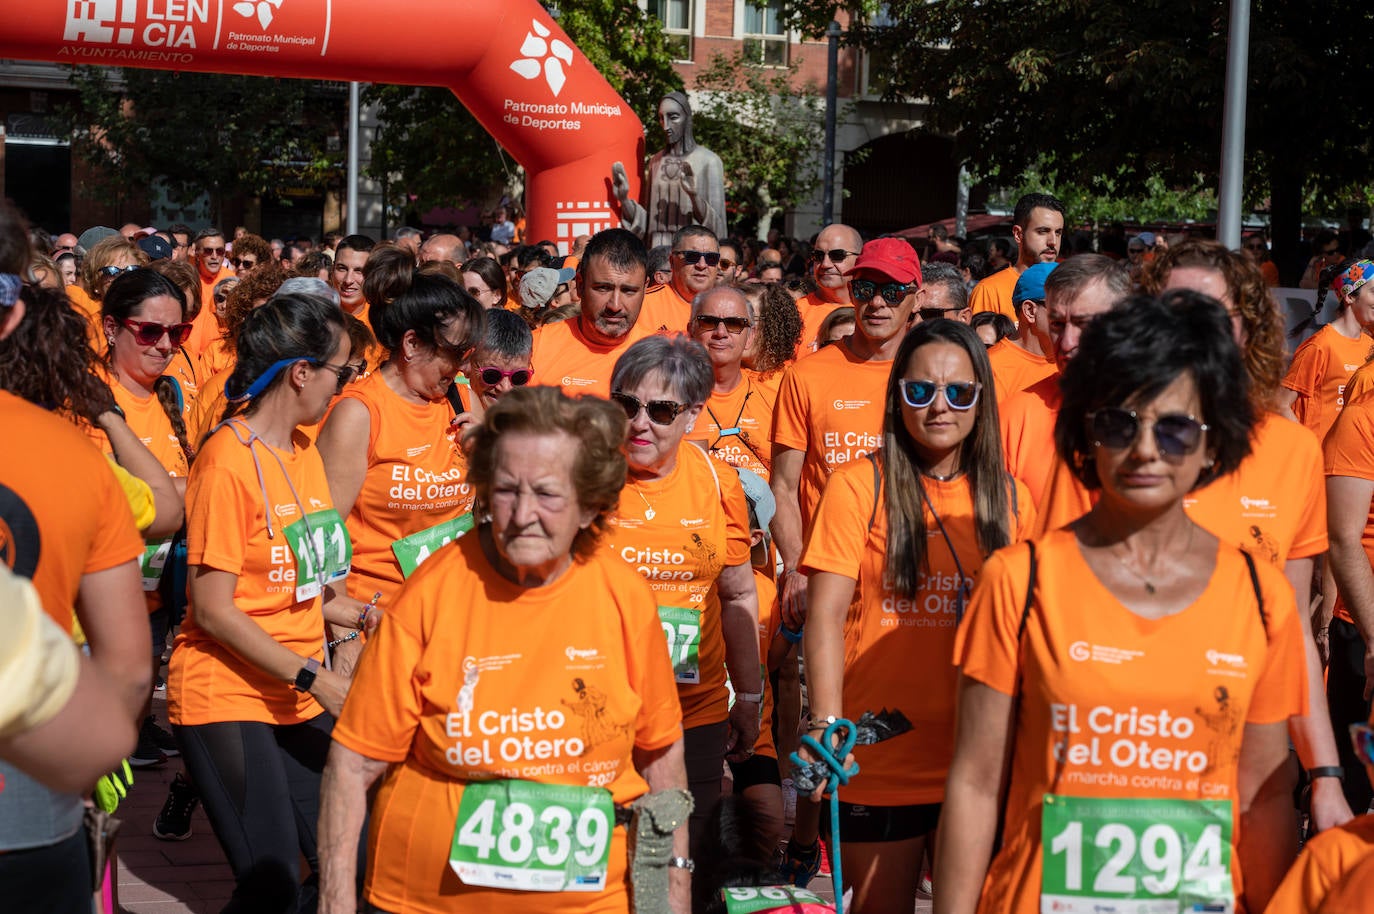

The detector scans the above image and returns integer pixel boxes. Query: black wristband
[1308,766,1344,781]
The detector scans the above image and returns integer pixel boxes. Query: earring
[106,336,116,347]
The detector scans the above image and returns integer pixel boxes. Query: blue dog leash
[790,718,859,913]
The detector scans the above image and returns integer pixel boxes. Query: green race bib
[284,508,351,602]
[722,886,827,913]
[1040,793,1234,913]
[448,779,614,892]
[140,537,173,591]
[657,605,702,685]
[391,513,474,578]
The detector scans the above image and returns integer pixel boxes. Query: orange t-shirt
[749,567,781,760]
[531,317,648,400]
[802,458,1034,805]
[999,375,1092,535]
[1260,261,1280,288]
[169,419,337,726]
[685,371,777,480]
[955,531,1308,914]
[66,283,104,353]
[167,347,202,402]
[0,391,143,633]
[604,444,752,730]
[1185,411,1327,568]
[1282,324,1373,441]
[987,338,1058,404]
[328,371,474,605]
[197,337,235,383]
[1343,359,1374,406]
[186,266,235,357]
[795,291,847,359]
[639,282,692,337]
[331,534,682,914]
[1268,814,1374,914]
[771,342,890,530]
[1323,400,1374,625]
[189,367,231,448]
[969,264,1020,324]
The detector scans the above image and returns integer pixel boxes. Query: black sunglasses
[611,391,689,426]
[917,306,963,322]
[692,314,751,335]
[1088,407,1208,457]
[849,278,916,304]
[674,250,720,267]
[100,264,141,278]
[811,248,860,264]
[311,360,359,395]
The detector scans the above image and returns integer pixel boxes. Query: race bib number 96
[1040,794,1234,913]
[449,780,614,892]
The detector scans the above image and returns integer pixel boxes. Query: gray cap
[275,276,340,307]
[77,226,119,253]
[519,267,561,310]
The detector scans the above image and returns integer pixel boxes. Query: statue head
[658,91,694,152]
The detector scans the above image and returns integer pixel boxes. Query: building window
[648,0,694,62]
[743,0,788,67]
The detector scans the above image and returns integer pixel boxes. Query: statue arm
[612,160,648,238]
[688,152,727,240]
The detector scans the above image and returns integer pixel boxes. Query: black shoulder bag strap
[994,539,1038,850]
[1241,549,1268,634]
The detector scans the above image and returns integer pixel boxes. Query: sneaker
[142,716,180,757]
[129,721,168,768]
[779,838,821,888]
[817,839,832,877]
[153,772,199,841]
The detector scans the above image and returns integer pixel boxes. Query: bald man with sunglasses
[793,223,864,357]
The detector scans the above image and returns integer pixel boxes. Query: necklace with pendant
[634,485,656,520]
[1111,524,1194,595]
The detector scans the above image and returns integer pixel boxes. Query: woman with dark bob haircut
[318,386,691,914]
[937,290,1310,914]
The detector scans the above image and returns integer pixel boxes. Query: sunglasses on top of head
[899,379,981,410]
[1087,407,1207,457]
[476,366,534,387]
[120,318,194,347]
[849,278,916,304]
[611,391,689,426]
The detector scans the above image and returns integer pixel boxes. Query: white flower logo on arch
[510,19,573,97]
[233,0,283,30]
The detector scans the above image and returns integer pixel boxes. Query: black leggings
[1326,618,1373,814]
[174,714,335,914]
[684,721,729,859]
[0,828,91,914]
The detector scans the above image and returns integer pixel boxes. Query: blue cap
[1013,262,1059,304]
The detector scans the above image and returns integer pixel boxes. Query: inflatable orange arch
[1,0,643,252]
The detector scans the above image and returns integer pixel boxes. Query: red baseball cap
[848,237,922,286]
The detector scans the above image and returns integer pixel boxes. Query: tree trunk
[1267,149,1304,287]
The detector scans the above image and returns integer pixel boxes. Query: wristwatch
[292,657,321,692]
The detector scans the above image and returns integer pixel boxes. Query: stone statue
[612,92,727,248]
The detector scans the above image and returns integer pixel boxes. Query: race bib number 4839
[1040,794,1234,914]
[449,780,614,892]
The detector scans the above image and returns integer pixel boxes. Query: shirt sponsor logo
[1205,649,1248,678]
[406,443,433,458]
[679,517,707,528]
[565,645,603,663]
[562,375,595,387]
[1239,495,1275,516]
[273,503,299,518]
[1067,640,1144,665]
[832,399,870,411]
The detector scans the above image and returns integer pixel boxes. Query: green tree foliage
[57,67,344,222]
[691,51,826,241]
[784,0,1374,281]
[366,0,683,219]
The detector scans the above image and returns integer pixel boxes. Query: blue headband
[226,356,314,403]
[0,273,21,307]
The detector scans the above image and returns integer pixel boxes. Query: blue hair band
[226,356,315,403]
[0,273,21,307]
